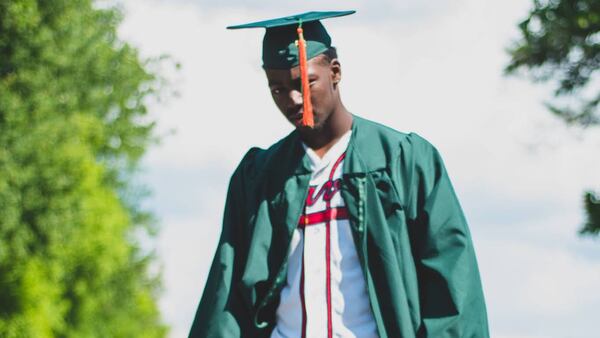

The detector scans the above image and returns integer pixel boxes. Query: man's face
[265,56,341,130]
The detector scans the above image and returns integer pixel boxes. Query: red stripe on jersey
[326,152,344,338]
[299,151,347,338]
[298,207,349,227]
[329,153,346,180]
[300,254,307,338]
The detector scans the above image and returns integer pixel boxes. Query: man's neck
[300,107,353,158]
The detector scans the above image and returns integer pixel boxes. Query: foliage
[506,0,600,234]
[580,192,600,235]
[0,0,167,336]
[505,0,600,126]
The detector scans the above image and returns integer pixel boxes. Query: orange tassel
[297,25,314,128]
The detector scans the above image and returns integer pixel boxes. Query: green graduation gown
[189,115,489,338]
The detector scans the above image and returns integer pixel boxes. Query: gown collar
[290,115,389,176]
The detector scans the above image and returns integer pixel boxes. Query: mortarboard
[227,11,356,127]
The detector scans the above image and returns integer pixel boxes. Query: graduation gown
[189,115,489,338]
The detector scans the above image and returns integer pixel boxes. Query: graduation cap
[227,11,355,128]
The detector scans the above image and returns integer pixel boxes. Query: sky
[117,0,600,337]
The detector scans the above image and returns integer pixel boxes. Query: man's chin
[296,121,324,132]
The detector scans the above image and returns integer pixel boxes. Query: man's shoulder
[234,130,299,179]
[354,115,408,138]
[352,115,438,165]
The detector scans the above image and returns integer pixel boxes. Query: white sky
[118,0,600,337]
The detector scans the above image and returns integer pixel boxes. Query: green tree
[0,0,167,336]
[505,0,600,234]
[581,191,600,235]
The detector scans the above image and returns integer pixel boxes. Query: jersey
[271,130,378,338]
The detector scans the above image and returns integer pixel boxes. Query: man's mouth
[288,110,303,121]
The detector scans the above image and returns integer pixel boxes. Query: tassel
[296,23,314,128]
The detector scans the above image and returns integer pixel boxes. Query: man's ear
[330,58,342,85]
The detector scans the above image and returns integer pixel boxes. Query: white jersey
[271,131,378,338]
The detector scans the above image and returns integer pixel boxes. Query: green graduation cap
[227,10,355,69]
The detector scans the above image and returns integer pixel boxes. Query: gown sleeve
[188,149,260,338]
[404,134,489,338]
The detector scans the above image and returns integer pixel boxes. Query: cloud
[157,215,223,338]
[153,0,464,23]
[479,236,600,338]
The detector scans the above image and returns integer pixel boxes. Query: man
[189,11,489,338]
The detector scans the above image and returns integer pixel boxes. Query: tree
[0,0,167,336]
[581,191,600,235]
[505,0,600,234]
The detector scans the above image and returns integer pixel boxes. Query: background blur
[2,0,599,337]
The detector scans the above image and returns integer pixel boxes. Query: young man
[189,11,489,338]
